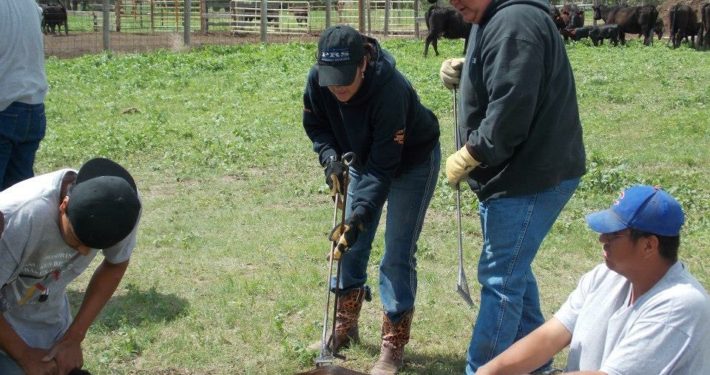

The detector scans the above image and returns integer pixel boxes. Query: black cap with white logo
[317,25,365,87]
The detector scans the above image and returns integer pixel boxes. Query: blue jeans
[465,178,580,374]
[0,351,23,375]
[334,144,440,322]
[0,102,46,190]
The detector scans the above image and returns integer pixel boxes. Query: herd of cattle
[31,0,710,53]
[424,2,710,56]
[556,3,710,49]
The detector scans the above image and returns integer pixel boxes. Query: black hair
[630,229,680,263]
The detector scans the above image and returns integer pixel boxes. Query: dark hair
[630,229,680,263]
[363,42,377,61]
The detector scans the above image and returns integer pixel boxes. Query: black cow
[593,24,620,46]
[592,4,621,24]
[424,5,472,57]
[289,8,308,25]
[561,3,585,29]
[653,17,664,40]
[669,4,697,48]
[702,3,710,49]
[550,5,567,31]
[40,2,68,35]
[595,5,658,46]
[560,26,594,43]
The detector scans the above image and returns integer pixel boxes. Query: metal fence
[42,0,431,57]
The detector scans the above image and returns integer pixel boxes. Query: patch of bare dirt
[44,31,319,58]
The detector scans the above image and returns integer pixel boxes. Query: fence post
[384,0,390,36]
[184,0,191,46]
[103,0,110,51]
[200,0,207,33]
[358,0,365,31]
[414,0,419,38]
[260,0,267,42]
[325,0,331,28]
[367,0,371,34]
[115,0,121,32]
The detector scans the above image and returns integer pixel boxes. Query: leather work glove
[439,57,465,90]
[446,145,480,187]
[329,215,364,259]
[324,159,346,194]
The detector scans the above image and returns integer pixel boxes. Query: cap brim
[318,64,357,87]
[77,158,137,191]
[585,209,628,234]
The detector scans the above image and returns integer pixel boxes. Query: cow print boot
[328,286,369,352]
[370,309,414,375]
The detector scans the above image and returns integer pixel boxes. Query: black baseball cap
[317,25,365,87]
[67,158,141,249]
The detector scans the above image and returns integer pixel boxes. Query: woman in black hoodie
[303,25,440,374]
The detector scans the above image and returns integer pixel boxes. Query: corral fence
[42,0,655,57]
[41,0,435,57]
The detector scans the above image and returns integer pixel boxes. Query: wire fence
[42,0,433,57]
[42,0,640,57]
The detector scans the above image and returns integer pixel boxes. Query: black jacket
[459,0,586,200]
[303,38,440,224]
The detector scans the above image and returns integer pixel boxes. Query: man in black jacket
[439,0,586,373]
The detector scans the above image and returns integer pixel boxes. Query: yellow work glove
[439,57,465,90]
[446,145,480,187]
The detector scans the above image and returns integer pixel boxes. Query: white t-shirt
[0,0,48,111]
[0,170,139,349]
[555,262,710,375]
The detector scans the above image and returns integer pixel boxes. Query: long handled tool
[315,152,356,369]
[452,87,475,308]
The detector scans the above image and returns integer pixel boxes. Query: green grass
[39,38,708,374]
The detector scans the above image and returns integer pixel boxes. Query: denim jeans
[0,102,46,190]
[333,143,440,322]
[0,350,23,375]
[465,177,580,374]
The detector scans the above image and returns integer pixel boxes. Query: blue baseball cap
[316,25,365,87]
[586,185,684,236]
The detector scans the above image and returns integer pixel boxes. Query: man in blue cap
[474,185,710,375]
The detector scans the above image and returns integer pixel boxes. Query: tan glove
[439,58,465,90]
[446,145,480,187]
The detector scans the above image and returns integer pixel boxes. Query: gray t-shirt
[0,0,48,111]
[0,169,138,349]
[555,262,710,375]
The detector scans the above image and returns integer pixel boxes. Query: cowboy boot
[329,286,368,352]
[370,309,414,375]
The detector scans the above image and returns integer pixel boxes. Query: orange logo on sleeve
[394,130,405,145]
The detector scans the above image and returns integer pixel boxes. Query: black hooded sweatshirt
[303,37,440,225]
[459,0,586,201]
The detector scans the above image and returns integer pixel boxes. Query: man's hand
[329,215,364,254]
[324,159,347,196]
[18,347,57,375]
[446,145,480,187]
[440,58,465,90]
[43,336,83,375]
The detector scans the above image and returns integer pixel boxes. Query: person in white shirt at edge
[476,184,710,375]
[0,158,142,375]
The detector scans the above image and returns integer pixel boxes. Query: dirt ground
[44,31,320,58]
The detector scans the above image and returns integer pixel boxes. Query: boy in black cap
[0,158,141,375]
